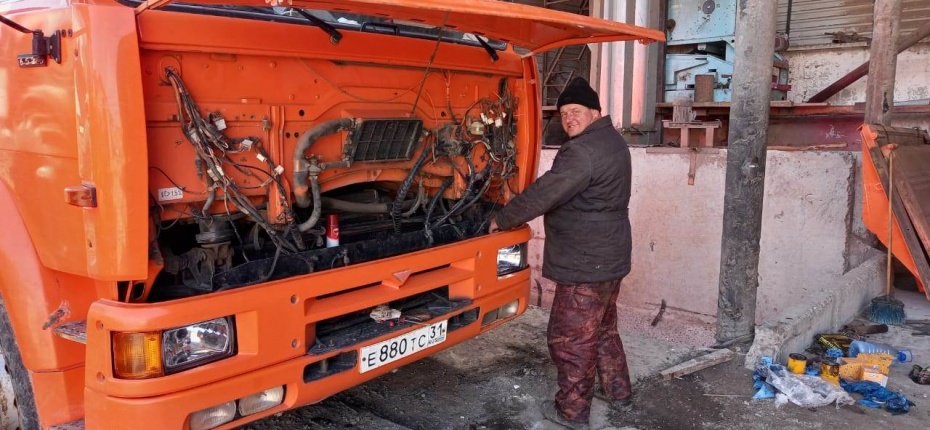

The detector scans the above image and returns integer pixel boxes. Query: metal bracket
[1,15,63,67]
[17,30,61,68]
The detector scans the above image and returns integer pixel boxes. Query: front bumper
[82,228,530,429]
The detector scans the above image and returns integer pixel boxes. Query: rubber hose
[297,174,322,232]
[322,197,416,214]
[293,118,355,208]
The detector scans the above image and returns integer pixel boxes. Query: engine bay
[142,41,524,302]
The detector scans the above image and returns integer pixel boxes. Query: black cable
[392,142,432,232]
[424,177,454,233]
[410,12,449,116]
[165,68,299,254]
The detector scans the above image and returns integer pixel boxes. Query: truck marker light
[63,185,97,208]
[112,332,163,379]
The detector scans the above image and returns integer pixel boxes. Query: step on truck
[0,1,663,428]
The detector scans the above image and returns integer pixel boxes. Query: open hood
[135,0,665,55]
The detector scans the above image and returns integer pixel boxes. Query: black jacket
[495,115,632,284]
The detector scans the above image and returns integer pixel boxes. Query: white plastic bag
[763,365,855,408]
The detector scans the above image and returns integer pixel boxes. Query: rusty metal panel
[777,0,930,47]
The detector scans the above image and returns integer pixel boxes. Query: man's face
[559,104,601,138]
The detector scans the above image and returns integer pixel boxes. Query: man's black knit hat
[557,77,601,111]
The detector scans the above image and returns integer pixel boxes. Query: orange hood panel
[136,0,665,55]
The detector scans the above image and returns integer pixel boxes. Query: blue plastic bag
[752,371,777,399]
[840,379,914,415]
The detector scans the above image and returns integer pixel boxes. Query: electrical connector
[274,165,284,176]
[211,113,227,131]
[239,138,253,151]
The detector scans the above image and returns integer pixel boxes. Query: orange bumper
[82,228,530,430]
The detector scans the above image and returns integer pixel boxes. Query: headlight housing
[113,316,236,379]
[163,317,236,373]
[497,243,528,276]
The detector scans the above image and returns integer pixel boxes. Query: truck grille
[350,119,422,162]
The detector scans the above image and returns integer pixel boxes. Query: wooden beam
[660,349,736,380]
[864,0,904,125]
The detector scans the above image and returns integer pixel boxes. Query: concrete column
[595,0,635,128]
[715,1,778,345]
[864,0,904,125]
[630,0,660,131]
[588,0,603,88]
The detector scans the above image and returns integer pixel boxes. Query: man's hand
[488,219,500,233]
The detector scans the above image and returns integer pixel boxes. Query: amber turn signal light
[112,332,164,379]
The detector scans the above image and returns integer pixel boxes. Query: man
[489,77,633,430]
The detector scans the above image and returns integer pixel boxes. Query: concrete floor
[243,291,930,429]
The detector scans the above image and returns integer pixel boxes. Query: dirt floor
[242,301,930,430]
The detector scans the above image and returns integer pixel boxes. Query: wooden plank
[891,145,930,258]
[864,0,904,125]
[868,146,930,299]
[660,349,735,380]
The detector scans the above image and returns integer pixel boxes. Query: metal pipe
[785,0,793,35]
[807,19,930,103]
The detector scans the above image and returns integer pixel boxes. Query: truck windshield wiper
[294,9,342,45]
[472,34,499,62]
[0,14,31,33]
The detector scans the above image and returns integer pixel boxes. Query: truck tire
[0,295,40,430]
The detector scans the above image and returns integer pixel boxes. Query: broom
[868,147,906,325]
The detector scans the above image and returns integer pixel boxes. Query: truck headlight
[163,317,235,373]
[113,316,235,379]
[497,243,528,276]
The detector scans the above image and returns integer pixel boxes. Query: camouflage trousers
[547,279,632,422]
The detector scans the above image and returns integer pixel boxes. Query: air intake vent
[349,119,423,162]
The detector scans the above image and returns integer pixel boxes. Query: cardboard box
[861,365,888,387]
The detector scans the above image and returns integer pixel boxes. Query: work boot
[541,401,590,430]
[593,382,633,412]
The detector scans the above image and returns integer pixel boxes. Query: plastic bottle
[847,340,913,363]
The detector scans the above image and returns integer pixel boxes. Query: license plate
[359,320,447,373]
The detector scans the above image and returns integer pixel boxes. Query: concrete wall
[784,42,930,105]
[528,147,869,330]
[783,42,930,131]
[746,252,885,367]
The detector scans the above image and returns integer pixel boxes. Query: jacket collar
[572,115,613,140]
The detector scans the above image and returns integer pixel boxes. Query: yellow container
[838,353,894,381]
[787,353,807,374]
[821,361,840,385]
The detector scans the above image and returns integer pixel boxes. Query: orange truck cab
[0,1,662,428]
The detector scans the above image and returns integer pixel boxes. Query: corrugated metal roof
[777,0,930,47]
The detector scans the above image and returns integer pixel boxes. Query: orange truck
[0,1,662,428]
